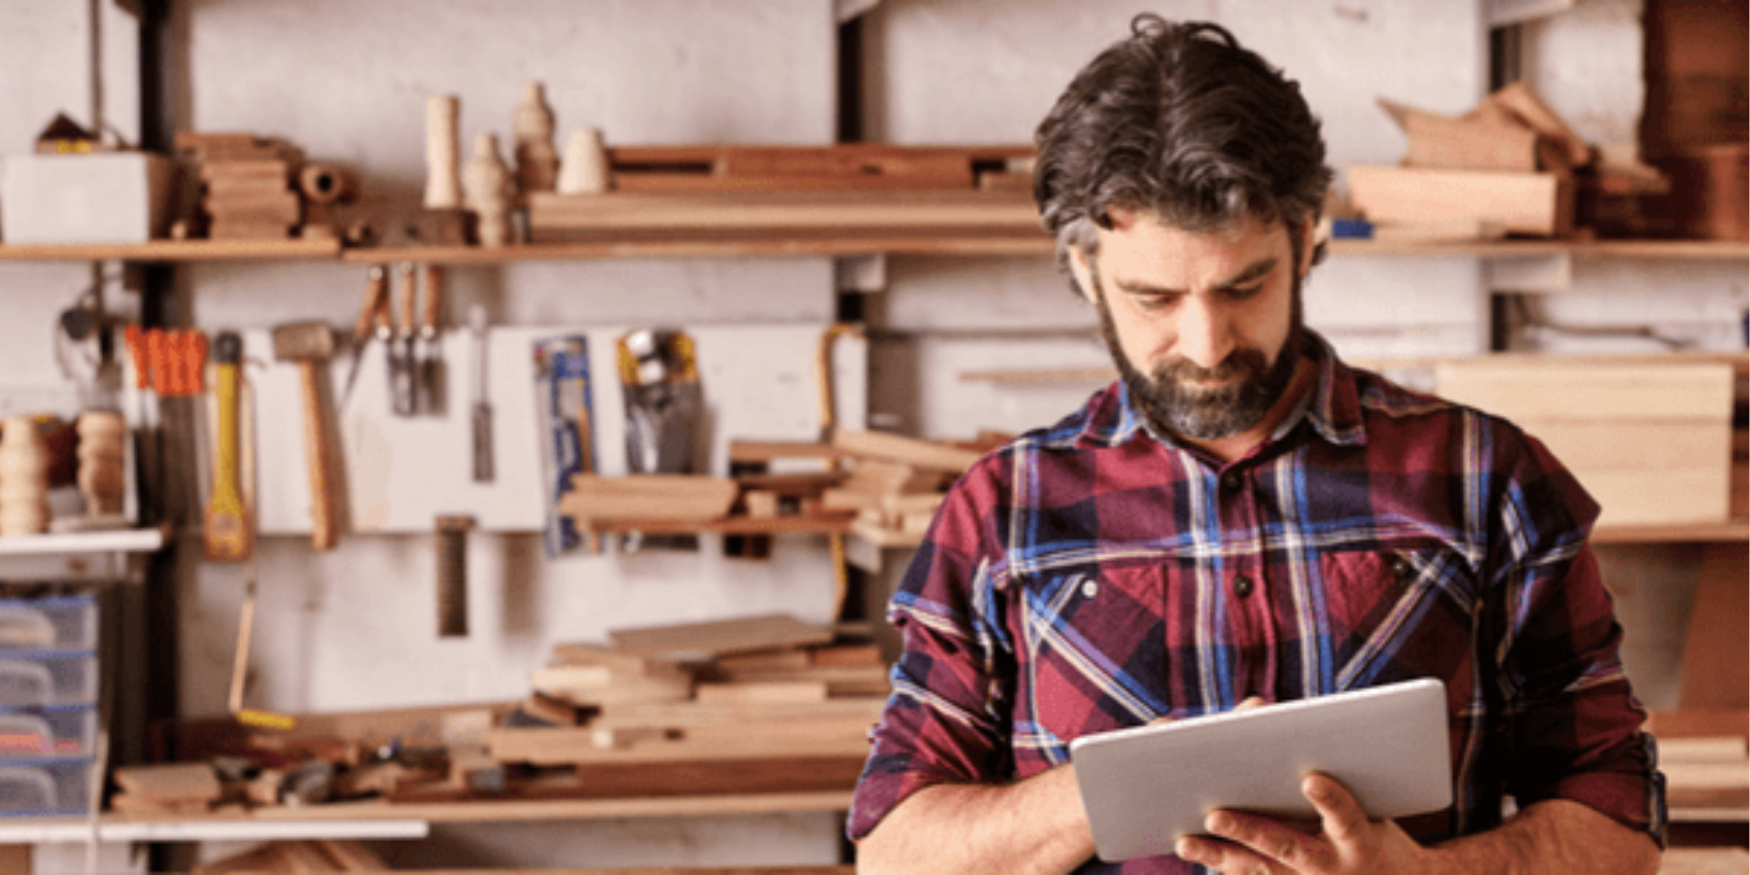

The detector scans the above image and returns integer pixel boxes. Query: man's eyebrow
[1112,256,1279,296]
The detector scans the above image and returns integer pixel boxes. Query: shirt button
[1233,575,1254,598]
[1220,472,1243,493]
[1389,555,1412,579]
[1080,578,1099,599]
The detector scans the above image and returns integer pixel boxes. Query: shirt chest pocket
[1318,547,1477,684]
[1018,563,1178,744]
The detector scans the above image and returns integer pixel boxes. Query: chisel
[204,331,250,562]
[469,304,493,482]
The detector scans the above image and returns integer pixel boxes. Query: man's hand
[1174,772,1432,874]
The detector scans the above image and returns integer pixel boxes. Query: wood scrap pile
[557,427,1004,545]
[1340,82,1669,243]
[1647,709,1749,814]
[173,132,357,242]
[526,143,1039,244]
[489,614,889,779]
[192,839,387,874]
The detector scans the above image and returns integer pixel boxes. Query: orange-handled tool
[205,332,248,561]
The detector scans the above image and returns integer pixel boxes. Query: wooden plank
[1434,360,1735,422]
[1659,737,1749,763]
[1347,165,1574,237]
[488,721,869,765]
[1660,848,1750,875]
[1679,544,1749,711]
[1488,82,1592,167]
[113,763,222,802]
[832,428,983,473]
[694,680,831,705]
[312,839,388,872]
[559,474,738,523]
[728,440,843,463]
[593,698,887,731]
[526,190,1039,232]
[608,613,833,659]
[1648,709,1750,738]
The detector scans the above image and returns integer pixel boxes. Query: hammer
[271,321,339,551]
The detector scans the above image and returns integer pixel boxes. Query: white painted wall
[0,0,1739,868]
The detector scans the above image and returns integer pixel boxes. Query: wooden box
[1347,166,1575,238]
[1434,357,1736,528]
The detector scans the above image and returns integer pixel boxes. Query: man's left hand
[1174,773,1434,874]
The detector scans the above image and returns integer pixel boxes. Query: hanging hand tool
[341,266,391,410]
[204,331,250,562]
[390,262,418,416]
[435,515,474,637]
[123,325,159,525]
[185,329,211,517]
[270,321,339,551]
[417,264,446,415]
[469,304,493,482]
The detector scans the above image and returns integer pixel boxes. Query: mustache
[1153,349,1270,384]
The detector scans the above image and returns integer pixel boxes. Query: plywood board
[244,323,866,535]
[113,763,221,802]
[608,612,833,658]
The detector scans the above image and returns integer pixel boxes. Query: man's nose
[1176,297,1235,370]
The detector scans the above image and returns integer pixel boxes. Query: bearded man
[848,15,1664,875]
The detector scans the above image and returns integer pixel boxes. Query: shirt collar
[1088,329,1367,451]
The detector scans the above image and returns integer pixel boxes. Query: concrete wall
[0,0,1739,868]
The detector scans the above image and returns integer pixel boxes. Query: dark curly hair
[1034,15,1333,272]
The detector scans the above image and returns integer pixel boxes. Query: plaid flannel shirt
[849,332,1665,873]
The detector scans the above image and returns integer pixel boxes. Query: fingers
[1236,695,1268,712]
[1185,809,1334,873]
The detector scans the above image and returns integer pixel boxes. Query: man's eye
[1133,295,1178,312]
[1226,283,1264,301]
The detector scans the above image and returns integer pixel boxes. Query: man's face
[1071,209,1310,441]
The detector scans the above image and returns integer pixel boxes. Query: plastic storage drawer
[0,655,97,708]
[0,758,93,816]
[0,597,97,652]
[0,706,96,757]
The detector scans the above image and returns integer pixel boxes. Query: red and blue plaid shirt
[849,332,1665,872]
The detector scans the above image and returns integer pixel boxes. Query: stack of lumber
[827,428,1009,546]
[1434,354,1736,528]
[490,613,887,772]
[1345,82,1667,242]
[1647,710,1749,816]
[192,839,387,874]
[175,132,305,240]
[527,143,1040,244]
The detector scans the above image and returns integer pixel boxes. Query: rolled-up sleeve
[1494,433,1667,845]
[848,475,1014,840]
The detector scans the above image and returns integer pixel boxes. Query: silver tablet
[1069,678,1453,863]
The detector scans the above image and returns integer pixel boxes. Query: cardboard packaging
[1,152,173,244]
[1435,357,1736,528]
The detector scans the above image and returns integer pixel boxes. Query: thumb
[1305,772,1369,843]
[1236,696,1268,712]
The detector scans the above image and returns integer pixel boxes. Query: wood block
[559,474,738,524]
[717,648,813,673]
[608,612,834,659]
[1487,82,1593,167]
[1347,165,1574,237]
[1659,848,1750,875]
[204,175,294,198]
[488,720,868,764]
[205,192,302,224]
[594,697,887,731]
[113,762,222,802]
[535,668,692,708]
[1378,98,1541,173]
[530,664,614,691]
[198,159,292,182]
[1658,736,1749,763]
[727,439,843,464]
[744,489,780,518]
[549,641,692,677]
[832,428,983,473]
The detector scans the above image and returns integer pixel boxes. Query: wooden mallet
[271,321,339,551]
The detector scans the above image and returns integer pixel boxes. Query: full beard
[1095,274,1305,443]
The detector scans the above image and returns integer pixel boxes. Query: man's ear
[1296,219,1319,276]
[1067,244,1098,305]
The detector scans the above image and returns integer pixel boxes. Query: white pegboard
[238,323,865,536]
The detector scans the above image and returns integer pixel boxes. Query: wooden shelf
[0,789,852,844]
[585,513,855,537]
[1594,520,1749,545]
[0,526,165,556]
[0,239,341,262]
[1327,238,1750,260]
[3,233,1739,265]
